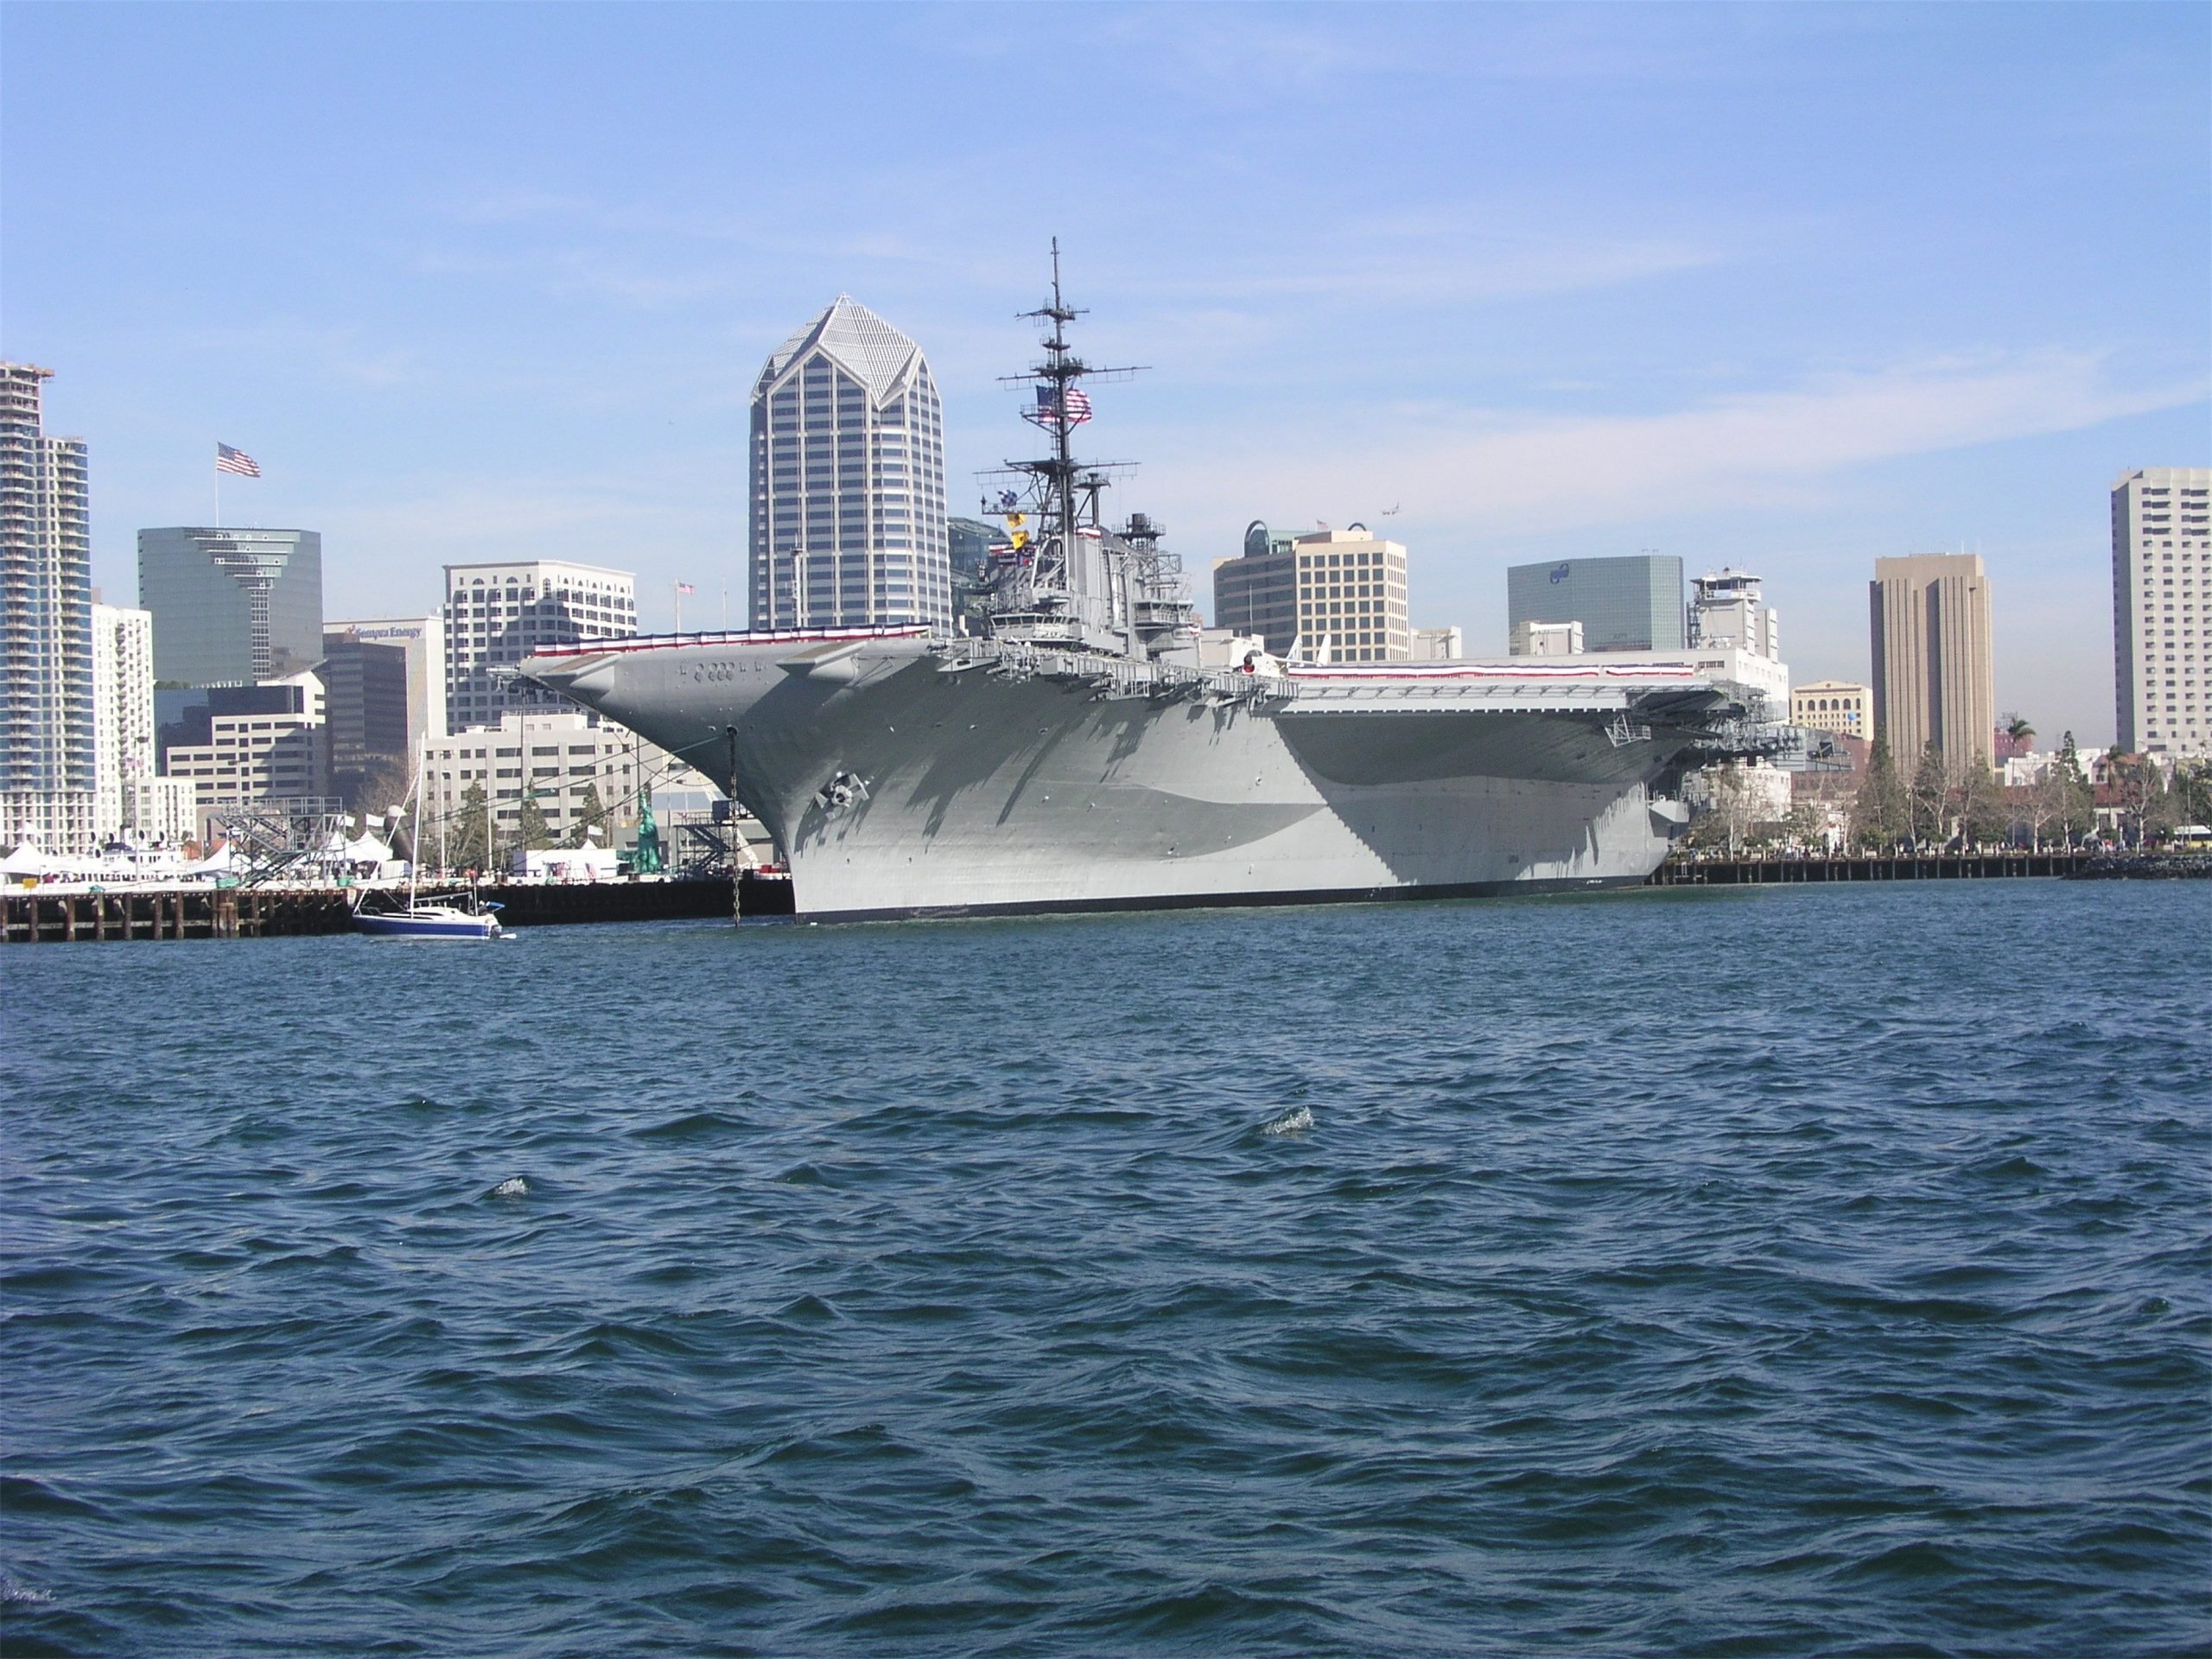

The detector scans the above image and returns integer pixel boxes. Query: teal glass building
[1506,554,1684,653]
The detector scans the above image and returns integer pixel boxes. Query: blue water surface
[3,880,2209,1656]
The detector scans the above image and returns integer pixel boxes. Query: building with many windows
[417,709,715,868]
[137,526,323,687]
[325,614,446,754]
[749,296,950,631]
[1,362,97,851]
[1507,554,1684,653]
[156,672,329,813]
[1791,679,1872,740]
[1213,521,1410,662]
[1869,553,1994,773]
[442,561,635,733]
[90,601,156,836]
[1211,522,1300,653]
[318,631,410,778]
[2112,467,2210,756]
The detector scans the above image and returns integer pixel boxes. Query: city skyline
[3,5,2206,745]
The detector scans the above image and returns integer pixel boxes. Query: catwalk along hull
[524,632,1735,920]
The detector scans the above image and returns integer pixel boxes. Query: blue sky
[5,2,2206,744]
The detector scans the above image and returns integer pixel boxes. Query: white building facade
[442,561,635,733]
[1689,569,1781,660]
[749,296,950,632]
[92,601,188,840]
[2113,467,2210,756]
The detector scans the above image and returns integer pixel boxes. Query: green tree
[2003,712,2035,747]
[1908,742,1950,848]
[1853,736,1908,849]
[1956,755,2008,848]
[1782,801,1828,852]
[447,782,491,873]
[516,790,554,852]
[2172,759,2212,832]
[568,782,607,847]
[2107,751,2177,847]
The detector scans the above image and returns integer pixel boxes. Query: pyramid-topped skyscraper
[749,296,950,631]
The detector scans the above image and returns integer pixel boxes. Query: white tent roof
[1,842,48,874]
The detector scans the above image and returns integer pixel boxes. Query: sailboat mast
[409,734,423,911]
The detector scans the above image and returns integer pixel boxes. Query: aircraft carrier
[520,261,1765,921]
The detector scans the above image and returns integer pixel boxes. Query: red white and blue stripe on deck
[530,625,933,658]
[1286,659,1701,683]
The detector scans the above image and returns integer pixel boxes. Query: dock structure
[1,879,737,944]
[1647,851,2094,886]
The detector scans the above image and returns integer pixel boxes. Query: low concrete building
[1510,620,1583,657]
[1792,679,1872,740]
[1411,626,1464,662]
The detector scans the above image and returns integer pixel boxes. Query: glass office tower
[138,526,324,685]
[1506,554,1685,653]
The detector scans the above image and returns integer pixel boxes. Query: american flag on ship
[1031,385,1092,426]
[215,442,261,478]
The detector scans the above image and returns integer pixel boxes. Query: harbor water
[3,881,2208,1656]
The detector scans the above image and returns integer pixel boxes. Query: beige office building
[1293,526,1409,662]
[1791,679,1872,740]
[1870,554,1994,773]
[2112,467,2210,756]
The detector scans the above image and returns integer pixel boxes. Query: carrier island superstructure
[520,264,1768,920]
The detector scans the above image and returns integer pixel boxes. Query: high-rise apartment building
[2112,467,2210,756]
[1507,555,1685,653]
[749,296,950,631]
[442,561,635,733]
[324,615,447,755]
[137,526,323,686]
[92,601,153,834]
[1,363,97,852]
[1869,553,1994,772]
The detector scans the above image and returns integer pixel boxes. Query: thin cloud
[1135,351,2206,542]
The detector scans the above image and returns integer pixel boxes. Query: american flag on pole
[676,582,696,594]
[1030,385,1092,426]
[215,442,261,478]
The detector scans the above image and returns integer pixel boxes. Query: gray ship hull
[522,632,1734,920]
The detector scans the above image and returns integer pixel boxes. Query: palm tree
[2004,712,2036,747]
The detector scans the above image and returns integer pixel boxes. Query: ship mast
[996,242,1141,601]
[978,245,1192,658]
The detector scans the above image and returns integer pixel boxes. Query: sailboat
[351,741,506,939]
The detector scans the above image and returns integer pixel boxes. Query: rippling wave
[4,882,2208,1656]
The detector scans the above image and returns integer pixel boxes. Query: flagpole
[673,581,683,634]
[213,453,221,529]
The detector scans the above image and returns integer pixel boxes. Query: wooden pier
[1646,851,2094,887]
[0,877,737,944]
